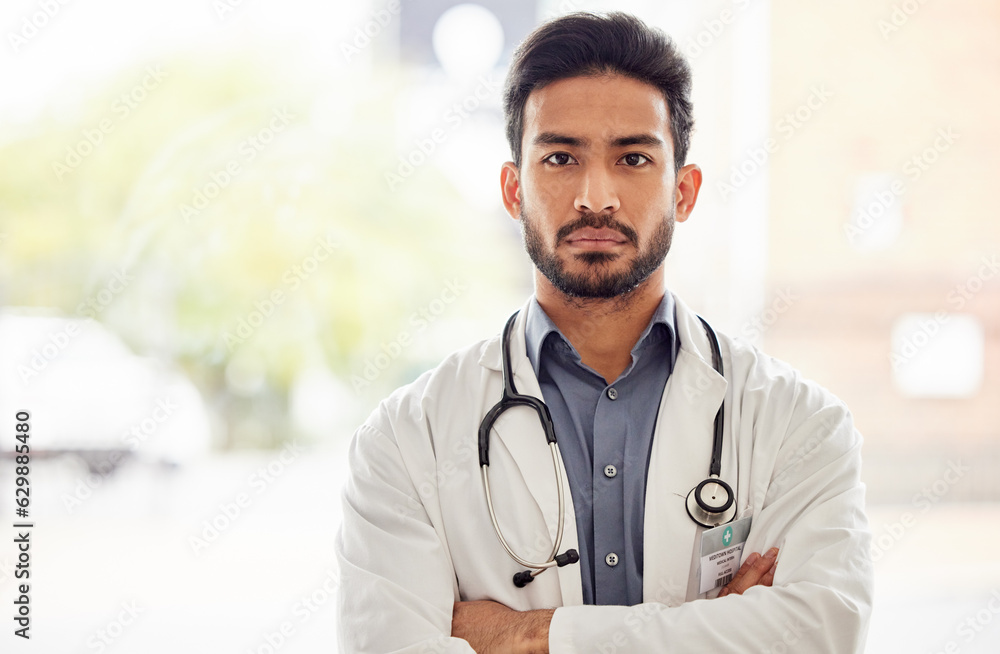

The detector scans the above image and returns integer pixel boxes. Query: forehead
[522,74,672,144]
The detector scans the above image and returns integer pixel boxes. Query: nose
[573,165,620,215]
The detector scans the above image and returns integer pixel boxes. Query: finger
[759,559,778,587]
[717,552,759,598]
[759,566,776,587]
[726,551,760,588]
[740,548,778,591]
[725,548,778,595]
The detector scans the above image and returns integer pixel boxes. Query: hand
[452,600,554,654]
[717,547,778,598]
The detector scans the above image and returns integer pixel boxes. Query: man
[337,12,873,653]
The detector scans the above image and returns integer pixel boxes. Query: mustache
[555,212,639,247]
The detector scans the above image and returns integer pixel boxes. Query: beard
[520,206,675,299]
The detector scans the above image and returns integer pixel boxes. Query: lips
[563,227,628,244]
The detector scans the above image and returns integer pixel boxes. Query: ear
[500,161,522,221]
[674,163,702,223]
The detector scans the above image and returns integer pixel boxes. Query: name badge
[698,516,752,595]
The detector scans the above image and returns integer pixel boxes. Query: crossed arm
[451,548,779,654]
[337,384,873,653]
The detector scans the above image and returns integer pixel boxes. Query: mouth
[563,227,629,250]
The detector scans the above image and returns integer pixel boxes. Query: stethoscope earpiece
[512,548,579,587]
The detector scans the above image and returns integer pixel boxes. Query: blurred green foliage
[0,51,525,447]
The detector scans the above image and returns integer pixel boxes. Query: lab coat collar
[475,294,729,608]
[478,298,531,374]
[477,294,718,374]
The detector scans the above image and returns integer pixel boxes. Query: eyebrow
[531,132,665,149]
[532,132,586,147]
[611,134,664,148]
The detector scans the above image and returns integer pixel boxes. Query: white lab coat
[336,294,874,653]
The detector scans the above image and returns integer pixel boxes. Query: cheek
[629,181,673,212]
[524,169,576,207]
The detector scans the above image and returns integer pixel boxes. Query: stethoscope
[479,309,736,589]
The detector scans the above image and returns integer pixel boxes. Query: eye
[543,153,577,166]
[620,153,650,166]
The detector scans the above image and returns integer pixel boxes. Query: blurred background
[0,0,996,651]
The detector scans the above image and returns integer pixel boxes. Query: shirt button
[605,552,619,567]
[604,464,618,478]
[606,387,618,400]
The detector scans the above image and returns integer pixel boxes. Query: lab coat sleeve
[548,382,874,653]
[336,417,475,654]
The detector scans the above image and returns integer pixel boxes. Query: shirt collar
[523,292,678,376]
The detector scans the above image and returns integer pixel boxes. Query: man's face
[501,74,697,300]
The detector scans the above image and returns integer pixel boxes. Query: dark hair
[503,12,694,172]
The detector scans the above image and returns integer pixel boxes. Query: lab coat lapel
[643,298,728,606]
[478,304,582,607]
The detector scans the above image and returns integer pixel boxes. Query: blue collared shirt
[523,294,678,606]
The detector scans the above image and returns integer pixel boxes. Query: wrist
[518,608,554,654]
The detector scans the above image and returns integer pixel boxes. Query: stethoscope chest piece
[482,310,737,586]
[684,315,737,529]
[685,475,736,528]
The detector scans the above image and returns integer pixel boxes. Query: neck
[535,269,666,384]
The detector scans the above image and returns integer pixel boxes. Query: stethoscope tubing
[481,441,569,573]
[480,309,735,585]
[479,312,571,578]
